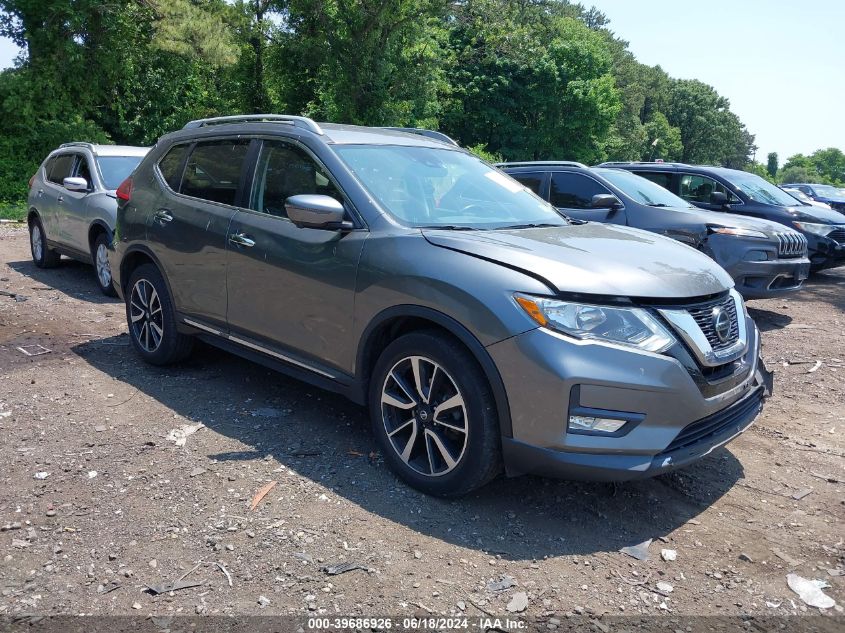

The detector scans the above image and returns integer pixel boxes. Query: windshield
[97,155,144,190]
[333,145,568,229]
[727,172,802,207]
[783,189,811,203]
[594,168,694,208]
[813,185,843,198]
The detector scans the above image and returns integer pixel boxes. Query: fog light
[568,415,628,434]
[744,250,769,262]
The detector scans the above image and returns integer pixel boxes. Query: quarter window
[509,172,544,196]
[679,174,738,205]
[249,140,341,218]
[181,140,250,206]
[158,144,189,192]
[550,172,612,209]
[46,154,76,185]
[636,171,673,189]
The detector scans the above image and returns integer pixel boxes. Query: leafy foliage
[0,0,834,209]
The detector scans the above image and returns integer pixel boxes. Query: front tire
[29,216,60,268]
[92,233,117,296]
[125,263,193,365]
[369,331,502,497]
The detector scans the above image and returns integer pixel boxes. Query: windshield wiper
[417,225,481,231]
[499,222,564,229]
[646,203,670,207]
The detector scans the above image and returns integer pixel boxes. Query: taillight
[28,174,36,189]
[116,177,133,202]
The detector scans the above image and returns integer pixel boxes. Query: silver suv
[110,115,772,496]
[27,143,148,295]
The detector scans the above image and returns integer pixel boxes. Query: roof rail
[496,161,588,169]
[182,114,324,135]
[59,142,97,152]
[378,127,460,147]
[596,161,689,167]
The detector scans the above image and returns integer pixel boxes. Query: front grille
[661,387,763,454]
[686,295,739,352]
[775,232,807,258]
[828,229,845,245]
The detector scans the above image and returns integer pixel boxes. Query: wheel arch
[356,305,513,437]
[119,245,175,301]
[87,220,112,254]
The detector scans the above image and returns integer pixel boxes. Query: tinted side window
[158,144,188,192]
[47,154,76,185]
[636,171,672,189]
[550,172,611,209]
[181,140,250,206]
[249,140,341,218]
[509,172,544,196]
[679,174,738,204]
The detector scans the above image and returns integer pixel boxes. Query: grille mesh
[828,229,845,245]
[686,295,739,352]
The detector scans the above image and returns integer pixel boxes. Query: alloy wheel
[129,279,164,353]
[31,224,43,261]
[380,355,468,477]
[96,243,111,288]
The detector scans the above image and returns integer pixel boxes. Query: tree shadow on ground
[73,335,745,561]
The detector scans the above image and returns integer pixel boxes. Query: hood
[786,204,845,224]
[423,223,733,299]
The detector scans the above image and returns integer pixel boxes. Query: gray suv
[109,115,772,496]
[27,143,149,294]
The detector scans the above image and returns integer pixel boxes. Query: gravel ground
[0,224,843,624]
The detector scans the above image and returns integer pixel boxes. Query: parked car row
[25,117,778,496]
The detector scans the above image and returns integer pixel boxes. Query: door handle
[153,209,173,225]
[57,196,64,204]
[37,189,44,198]
[229,232,255,248]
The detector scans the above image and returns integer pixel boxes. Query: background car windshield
[813,184,842,197]
[97,156,144,189]
[728,172,801,206]
[594,168,694,208]
[784,189,811,202]
[334,145,567,229]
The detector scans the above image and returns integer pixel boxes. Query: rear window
[46,154,76,185]
[180,140,251,206]
[509,172,544,196]
[158,144,189,191]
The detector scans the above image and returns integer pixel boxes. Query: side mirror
[591,193,622,210]
[63,176,89,192]
[709,191,729,207]
[285,194,351,230]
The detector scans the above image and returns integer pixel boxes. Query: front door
[146,139,249,328]
[225,138,366,374]
[61,153,95,252]
[549,171,627,224]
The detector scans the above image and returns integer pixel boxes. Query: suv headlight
[792,222,838,237]
[514,294,676,353]
[709,225,768,239]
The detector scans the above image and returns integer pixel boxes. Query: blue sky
[1,0,842,165]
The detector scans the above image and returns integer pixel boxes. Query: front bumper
[805,234,845,271]
[705,235,810,299]
[488,314,771,482]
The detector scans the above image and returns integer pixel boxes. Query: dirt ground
[0,224,843,625]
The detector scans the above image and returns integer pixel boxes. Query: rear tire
[29,216,60,268]
[125,263,193,365]
[92,232,117,297]
[368,330,502,497]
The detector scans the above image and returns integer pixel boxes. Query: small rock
[34,472,50,480]
[190,467,207,477]
[738,553,754,563]
[108,553,117,561]
[45,510,57,518]
[95,425,107,433]
[660,549,677,562]
[656,581,674,595]
[132,602,142,610]
[258,595,271,608]
[148,559,157,568]
[506,591,528,613]
[413,550,422,560]
[1,522,21,531]
[620,539,652,561]
[11,539,29,549]
[456,600,466,611]
[87,470,98,479]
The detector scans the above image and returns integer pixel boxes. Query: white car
[781,187,832,211]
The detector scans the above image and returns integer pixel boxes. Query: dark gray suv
[109,115,772,496]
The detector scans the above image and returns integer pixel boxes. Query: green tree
[642,112,683,162]
[766,152,778,178]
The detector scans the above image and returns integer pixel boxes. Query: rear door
[549,171,626,224]
[147,138,250,328]
[225,138,366,373]
[39,153,76,244]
